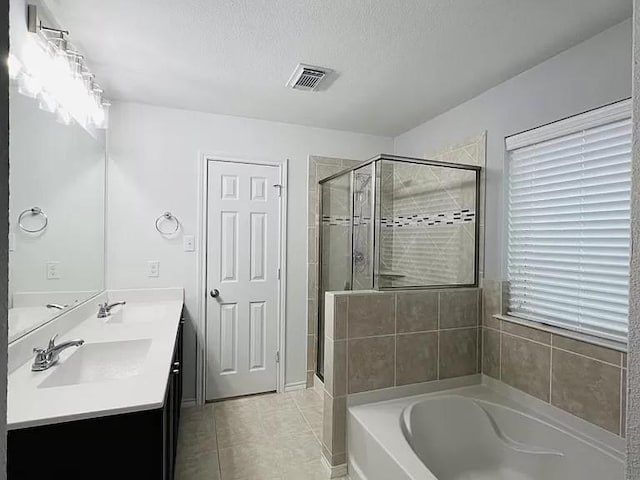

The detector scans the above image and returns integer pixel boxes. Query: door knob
[210,289,220,298]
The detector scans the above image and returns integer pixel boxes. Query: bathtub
[347,384,624,480]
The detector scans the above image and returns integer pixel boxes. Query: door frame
[196,154,288,405]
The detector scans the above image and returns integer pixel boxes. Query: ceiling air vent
[286,63,329,91]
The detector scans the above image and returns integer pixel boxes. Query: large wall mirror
[8,86,106,343]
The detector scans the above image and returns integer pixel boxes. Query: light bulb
[38,90,57,113]
[56,107,73,125]
[17,72,41,98]
[7,53,22,79]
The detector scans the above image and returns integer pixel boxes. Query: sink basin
[105,304,166,324]
[38,339,152,389]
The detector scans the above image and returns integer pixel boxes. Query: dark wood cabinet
[8,319,184,480]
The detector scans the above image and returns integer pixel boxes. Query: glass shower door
[317,172,352,379]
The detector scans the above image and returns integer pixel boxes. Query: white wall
[106,102,392,399]
[394,19,633,279]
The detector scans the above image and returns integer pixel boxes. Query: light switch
[46,261,61,279]
[8,233,15,252]
[183,235,195,252]
[147,260,160,278]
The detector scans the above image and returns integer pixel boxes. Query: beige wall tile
[308,188,318,227]
[622,369,627,437]
[476,326,483,373]
[501,334,550,402]
[551,349,621,434]
[307,298,317,336]
[502,320,551,344]
[322,391,333,450]
[324,339,347,397]
[482,328,500,379]
[552,334,621,365]
[348,293,395,338]
[439,328,477,379]
[348,336,395,393]
[323,339,334,395]
[439,289,479,329]
[331,396,347,454]
[501,281,510,315]
[306,334,315,370]
[334,295,348,340]
[308,226,317,264]
[308,263,317,299]
[396,291,438,333]
[396,332,438,386]
[482,280,502,330]
[332,340,347,397]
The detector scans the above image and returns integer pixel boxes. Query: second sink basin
[105,303,167,325]
[38,339,152,389]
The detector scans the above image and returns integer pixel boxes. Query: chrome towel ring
[18,207,48,233]
[155,211,180,235]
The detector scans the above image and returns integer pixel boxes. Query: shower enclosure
[317,154,481,378]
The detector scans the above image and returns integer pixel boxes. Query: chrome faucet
[32,334,84,371]
[97,301,126,318]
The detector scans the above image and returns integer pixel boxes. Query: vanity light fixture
[7,4,110,131]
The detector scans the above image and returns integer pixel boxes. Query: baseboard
[181,399,197,408]
[284,381,307,392]
[321,454,348,478]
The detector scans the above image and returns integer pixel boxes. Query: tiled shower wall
[482,280,627,437]
[307,156,362,387]
[322,288,481,467]
[377,132,487,288]
[379,160,478,287]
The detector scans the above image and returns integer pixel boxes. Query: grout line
[499,329,502,381]
[210,405,223,479]
[549,337,553,404]
[619,368,623,436]
[396,328,439,336]
[501,329,552,348]
[394,293,397,387]
[346,333,397,341]
[552,345,623,369]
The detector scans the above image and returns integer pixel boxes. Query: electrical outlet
[147,260,160,278]
[183,235,195,252]
[46,261,61,279]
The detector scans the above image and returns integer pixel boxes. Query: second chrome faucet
[97,301,126,319]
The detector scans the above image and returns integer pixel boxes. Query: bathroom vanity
[6,291,184,480]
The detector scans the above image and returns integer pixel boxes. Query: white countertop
[8,294,183,430]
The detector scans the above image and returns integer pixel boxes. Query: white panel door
[206,160,281,400]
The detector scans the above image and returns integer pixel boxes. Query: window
[505,100,632,343]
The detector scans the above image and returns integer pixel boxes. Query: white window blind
[506,100,632,343]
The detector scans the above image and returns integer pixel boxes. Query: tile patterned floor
[175,388,350,480]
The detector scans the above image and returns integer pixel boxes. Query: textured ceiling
[44,0,631,136]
